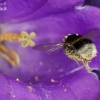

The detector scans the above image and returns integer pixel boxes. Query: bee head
[67,44,74,50]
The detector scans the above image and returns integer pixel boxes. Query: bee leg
[74,60,80,66]
[83,60,92,72]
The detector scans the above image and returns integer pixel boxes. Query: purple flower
[0,0,100,100]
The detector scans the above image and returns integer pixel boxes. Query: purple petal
[0,70,100,100]
[63,69,100,100]
[1,6,100,81]
[51,70,100,100]
[0,73,40,100]
[0,1,100,100]
[0,0,84,22]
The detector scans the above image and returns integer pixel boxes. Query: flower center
[0,31,36,67]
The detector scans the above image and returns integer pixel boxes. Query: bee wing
[83,28,100,41]
[32,43,63,53]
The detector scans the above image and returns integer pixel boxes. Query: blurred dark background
[84,0,100,8]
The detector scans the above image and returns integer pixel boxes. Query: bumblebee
[33,28,99,72]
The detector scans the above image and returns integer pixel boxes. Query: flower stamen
[1,31,36,47]
[0,43,20,67]
[18,31,36,48]
[0,31,36,67]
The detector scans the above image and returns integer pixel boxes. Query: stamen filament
[0,33,21,41]
[0,31,36,67]
[1,31,36,47]
[0,44,20,67]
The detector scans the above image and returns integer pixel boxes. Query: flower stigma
[0,30,36,67]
